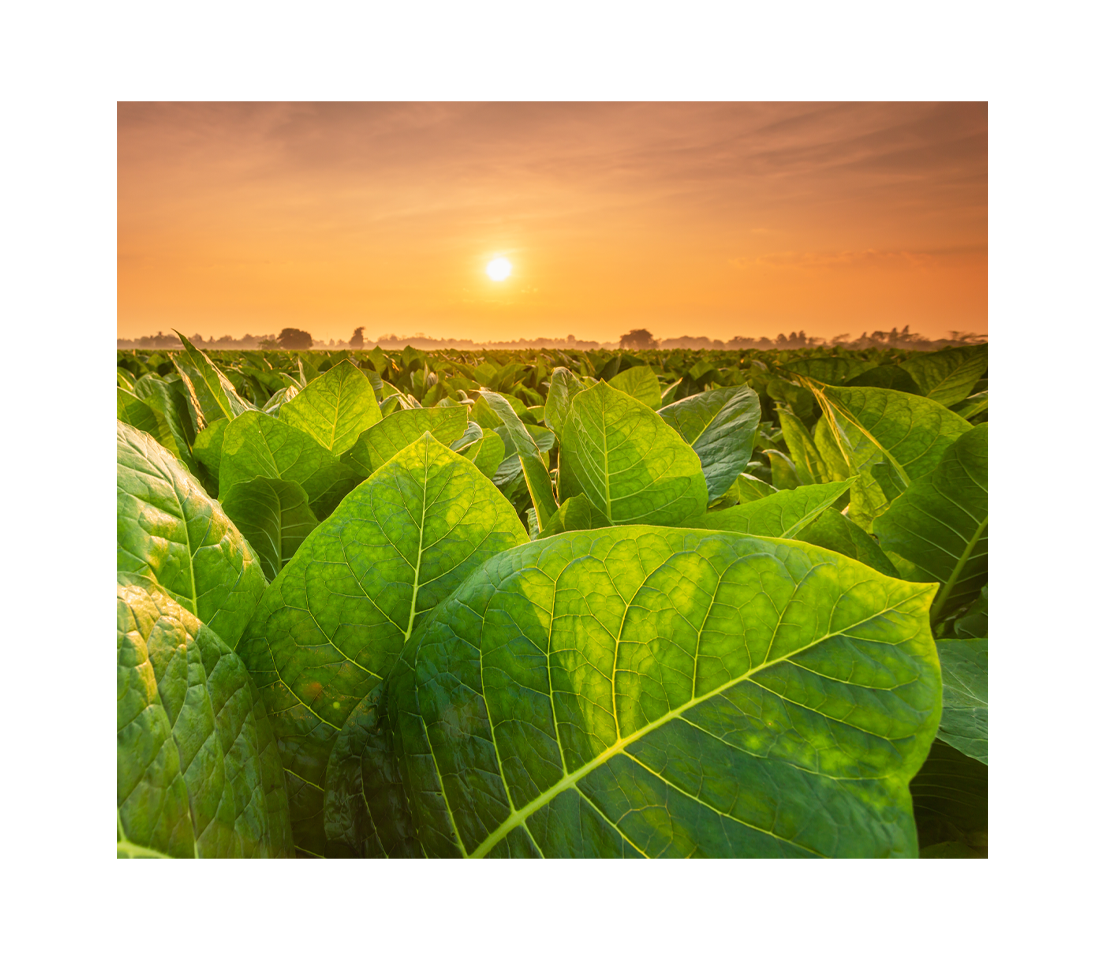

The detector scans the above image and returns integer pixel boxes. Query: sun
[486,257,512,281]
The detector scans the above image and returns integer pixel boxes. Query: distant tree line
[118,323,986,352]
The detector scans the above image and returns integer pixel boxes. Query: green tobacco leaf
[950,390,988,421]
[237,433,528,855]
[794,508,900,578]
[901,344,988,407]
[220,478,319,581]
[342,406,467,476]
[845,365,922,395]
[910,739,987,856]
[461,431,506,479]
[263,384,300,415]
[687,480,854,538]
[279,360,382,456]
[480,390,558,529]
[323,688,419,858]
[873,425,987,622]
[954,585,987,639]
[658,384,761,499]
[561,380,708,526]
[545,367,588,436]
[733,472,777,503]
[609,365,663,410]
[219,411,363,520]
[778,408,826,486]
[935,638,987,764]
[813,384,973,489]
[117,420,267,647]
[781,356,878,385]
[173,331,256,422]
[133,374,198,469]
[764,450,800,490]
[192,419,228,485]
[117,583,294,858]
[535,495,611,539]
[383,527,941,858]
[117,388,163,440]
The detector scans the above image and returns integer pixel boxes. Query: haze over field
[118,102,987,345]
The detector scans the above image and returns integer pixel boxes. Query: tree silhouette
[619,328,658,350]
[350,326,365,349]
[277,327,313,349]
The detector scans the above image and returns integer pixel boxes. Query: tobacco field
[117,335,987,858]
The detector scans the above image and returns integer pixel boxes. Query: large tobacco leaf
[383,527,941,858]
[172,331,256,425]
[545,366,588,436]
[342,406,468,476]
[133,374,198,467]
[910,739,987,857]
[873,425,987,622]
[278,359,381,456]
[560,381,708,526]
[813,384,973,489]
[686,479,854,538]
[935,638,987,764]
[795,508,900,578]
[479,390,558,529]
[237,433,528,855]
[608,365,663,410]
[900,344,988,407]
[117,420,266,647]
[657,384,761,499]
[219,411,363,520]
[117,583,294,858]
[220,478,319,582]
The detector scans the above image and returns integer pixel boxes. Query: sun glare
[486,257,512,281]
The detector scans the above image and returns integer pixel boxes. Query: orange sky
[118,102,987,344]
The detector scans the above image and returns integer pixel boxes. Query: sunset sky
[117,102,987,344]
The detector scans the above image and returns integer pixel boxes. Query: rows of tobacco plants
[117,335,987,858]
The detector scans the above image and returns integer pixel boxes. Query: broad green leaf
[480,390,558,529]
[845,364,922,395]
[778,408,826,486]
[118,368,137,391]
[262,385,300,416]
[279,360,381,456]
[873,425,987,622]
[686,480,855,538]
[461,431,506,479]
[808,383,972,498]
[117,388,163,440]
[117,420,266,647]
[950,390,988,421]
[608,365,662,410]
[322,688,419,858]
[172,331,256,422]
[134,374,198,468]
[535,495,611,539]
[193,419,228,485]
[910,739,987,856]
[733,472,777,503]
[450,419,484,451]
[545,367,587,436]
[219,411,363,520]
[954,585,987,639]
[117,583,294,858]
[221,478,319,581]
[341,406,467,476]
[794,508,900,578]
[901,344,988,407]
[781,356,878,385]
[935,638,987,764]
[764,449,800,490]
[561,381,708,526]
[658,385,761,499]
[237,434,528,855]
[383,527,941,858]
